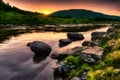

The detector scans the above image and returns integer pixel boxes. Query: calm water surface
[0,27,109,80]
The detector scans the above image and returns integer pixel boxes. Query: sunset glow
[3,0,120,16]
[41,10,52,15]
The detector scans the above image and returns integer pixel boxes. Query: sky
[3,0,120,16]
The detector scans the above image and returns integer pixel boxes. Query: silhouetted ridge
[51,9,120,19]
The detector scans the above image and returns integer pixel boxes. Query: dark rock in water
[107,27,118,37]
[59,39,72,47]
[91,32,106,41]
[27,41,51,56]
[51,53,69,60]
[67,32,84,41]
[82,41,97,46]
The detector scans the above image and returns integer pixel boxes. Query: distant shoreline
[0,23,117,31]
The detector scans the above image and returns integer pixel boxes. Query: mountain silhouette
[51,9,120,19]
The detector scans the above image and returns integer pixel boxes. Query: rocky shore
[26,26,119,80]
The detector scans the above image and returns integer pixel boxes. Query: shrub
[87,67,120,80]
[105,51,120,68]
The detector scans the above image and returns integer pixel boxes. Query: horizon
[3,0,120,16]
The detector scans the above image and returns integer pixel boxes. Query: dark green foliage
[64,56,93,79]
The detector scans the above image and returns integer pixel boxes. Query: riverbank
[52,26,120,80]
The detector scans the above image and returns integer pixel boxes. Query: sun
[41,10,52,15]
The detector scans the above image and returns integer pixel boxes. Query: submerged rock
[27,41,51,56]
[82,41,97,47]
[59,39,72,47]
[67,32,84,41]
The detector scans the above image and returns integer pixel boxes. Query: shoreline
[0,23,117,32]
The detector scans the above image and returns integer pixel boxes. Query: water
[0,27,109,80]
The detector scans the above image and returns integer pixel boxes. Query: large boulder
[91,32,106,41]
[67,32,84,41]
[27,41,52,56]
[59,39,72,47]
[80,46,103,63]
[51,46,86,60]
[82,41,97,46]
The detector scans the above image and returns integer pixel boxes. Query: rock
[59,39,72,47]
[107,27,118,37]
[80,54,95,63]
[71,77,81,80]
[80,46,103,63]
[51,46,103,63]
[81,72,87,80]
[51,47,85,60]
[51,53,69,60]
[82,41,97,46]
[71,46,87,55]
[67,32,84,41]
[54,62,71,79]
[91,32,106,41]
[27,41,51,56]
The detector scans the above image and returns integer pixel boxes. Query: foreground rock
[59,39,72,47]
[27,41,51,56]
[82,41,97,46]
[54,62,72,79]
[67,32,84,41]
[80,46,103,63]
[51,46,103,63]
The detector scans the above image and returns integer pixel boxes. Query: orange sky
[3,0,120,16]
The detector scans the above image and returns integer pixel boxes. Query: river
[0,27,109,80]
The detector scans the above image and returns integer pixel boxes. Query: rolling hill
[51,9,120,20]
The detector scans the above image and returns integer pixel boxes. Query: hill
[0,0,120,24]
[0,0,47,24]
[51,9,120,20]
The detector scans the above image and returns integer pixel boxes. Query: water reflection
[33,55,46,63]
[0,27,110,80]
